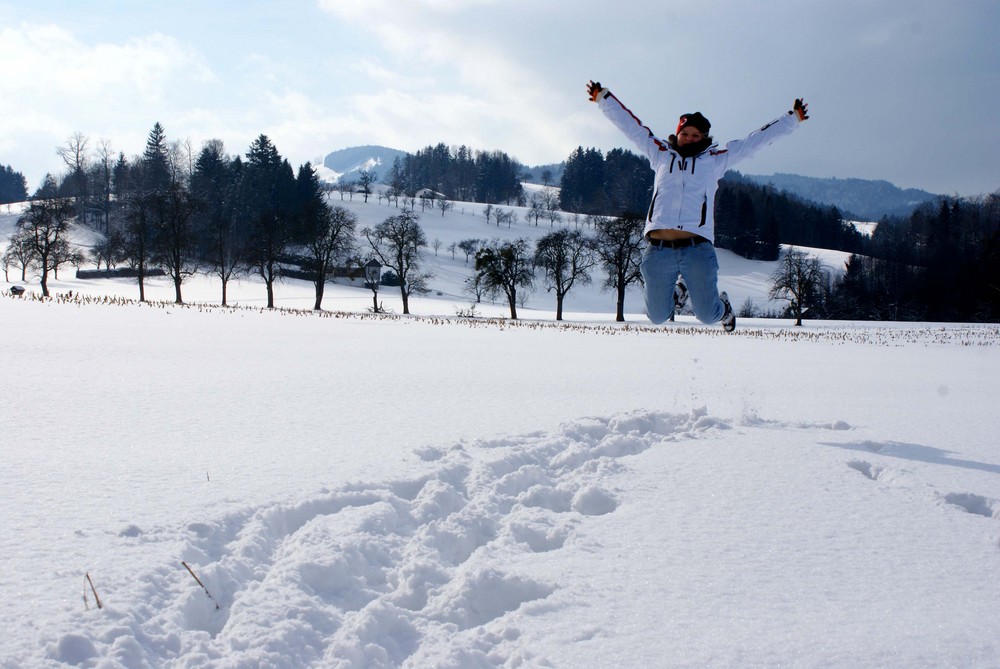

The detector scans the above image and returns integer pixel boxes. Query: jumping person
[587,81,809,331]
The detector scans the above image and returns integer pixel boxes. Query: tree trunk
[266,279,274,309]
[173,277,183,304]
[313,280,324,310]
[556,294,564,321]
[615,285,626,322]
[221,279,228,307]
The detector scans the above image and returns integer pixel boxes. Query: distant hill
[320,145,409,182]
[741,172,941,220]
[321,145,567,188]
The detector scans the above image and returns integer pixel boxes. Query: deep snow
[2,196,999,668]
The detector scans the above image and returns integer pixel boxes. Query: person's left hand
[794,98,809,122]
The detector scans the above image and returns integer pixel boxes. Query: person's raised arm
[587,80,670,163]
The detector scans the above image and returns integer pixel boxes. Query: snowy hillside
[2,197,999,668]
[0,191,849,320]
[319,146,409,184]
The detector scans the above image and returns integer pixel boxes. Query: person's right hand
[587,80,606,102]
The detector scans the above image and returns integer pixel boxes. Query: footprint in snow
[941,492,999,519]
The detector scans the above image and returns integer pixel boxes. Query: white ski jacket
[597,89,800,244]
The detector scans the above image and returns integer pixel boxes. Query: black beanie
[676,112,711,135]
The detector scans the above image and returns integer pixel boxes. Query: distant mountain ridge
[740,172,941,220]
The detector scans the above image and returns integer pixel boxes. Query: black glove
[587,80,606,102]
[794,98,809,121]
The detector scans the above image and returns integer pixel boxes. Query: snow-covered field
[2,198,999,668]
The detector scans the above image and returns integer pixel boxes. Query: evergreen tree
[192,141,244,305]
[559,147,606,214]
[0,164,28,204]
[142,122,172,195]
[242,134,297,308]
[603,148,652,217]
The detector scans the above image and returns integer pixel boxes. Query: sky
[1,0,999,197]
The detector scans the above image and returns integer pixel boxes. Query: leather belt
[647,235,710,249]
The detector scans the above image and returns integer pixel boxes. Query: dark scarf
[669,134,713,158]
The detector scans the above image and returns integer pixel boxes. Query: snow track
[50,410,720,668]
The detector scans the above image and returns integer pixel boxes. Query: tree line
[825,195,1000,322]
[4,124,366,310]
[739,195,1000,324]
[2,125,650,321]
[7,128,998,323]
[382,143,525,206]
[462,214,645,322]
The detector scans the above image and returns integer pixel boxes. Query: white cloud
[1,23,213,101]
[0,22,218,184]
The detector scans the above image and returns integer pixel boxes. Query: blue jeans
[640,242,726,325]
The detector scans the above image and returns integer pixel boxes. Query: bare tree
[122,191,156,302]
[458,238,481,264]
[301,204,357,310]
[593,214,645,322]
[494,208,517,228]
[534,229,596,320]
[90,229,126,272]
[474,238,534,319]
[153,179,199,304]
[56,132,89,173]
[334,179,355,201]
[436,198,454,217]
[769,247,828,326]
[540,186,558,208]
[362,209,431,315]
[463,272,486,304]
[357,169,377,203]
[15,190,77,297]
[57,132,89,209]
[3,229,35,281]
[526,194,545,226]
[93,138,115,233]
